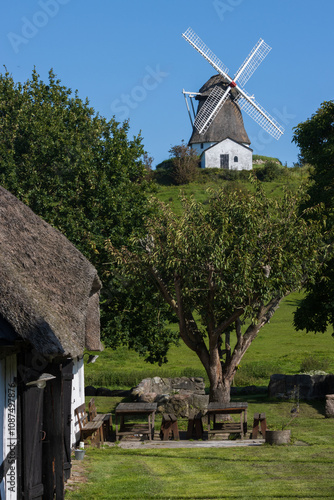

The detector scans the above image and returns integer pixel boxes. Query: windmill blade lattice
[194,85,231,134]
[234,38,272,88]
[182,28,230,80]
[235,91,284,139]
[182,27,284,141]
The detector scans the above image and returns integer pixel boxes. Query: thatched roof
[189,75,251,146]
[0,186,102,358]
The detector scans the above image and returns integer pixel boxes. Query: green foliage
[153,158,175,185]
[153,144,200,186]
[168,143,200,185]
[253,154,282,164]
[197,167,251,183]
[0,68,153,342]
[299,355,330,373]
[254,160,287,182]
[293,101,334,334]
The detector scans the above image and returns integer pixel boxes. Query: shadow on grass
[284,297,303,308]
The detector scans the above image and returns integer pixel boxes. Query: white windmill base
[192,138,253,171]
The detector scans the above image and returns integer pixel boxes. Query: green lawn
[66,398,334,499]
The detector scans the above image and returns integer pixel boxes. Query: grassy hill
[152,160,310,213]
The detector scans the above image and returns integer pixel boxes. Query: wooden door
[22,386,44,499]
[43,360,73,499]
[62,361,73,482]
[220,154,229,169]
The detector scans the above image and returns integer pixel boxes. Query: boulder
[268,374,334,399]
[325,394,334,418]
[131,376,208,417]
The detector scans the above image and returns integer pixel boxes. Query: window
[201,143,204,149]
[234,156,238,162]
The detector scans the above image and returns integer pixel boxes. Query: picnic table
[206,402,248,439]
[115,402,157,441]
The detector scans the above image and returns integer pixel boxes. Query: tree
[108,184,328,402]
[169,143,199,185]
[292,101,334,334]
[0,68,153,341]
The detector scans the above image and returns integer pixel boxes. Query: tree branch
[213,308,244,341]
[147,265,178,313]
[174,275,207,354]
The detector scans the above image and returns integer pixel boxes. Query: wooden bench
[207,402,248,439]
[74,403,103,447]
[115,403,157,441]
[88,398,112,441]
[160,413,180,440]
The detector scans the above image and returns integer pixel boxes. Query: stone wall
[131,377,209,417]
[268,373,334,399]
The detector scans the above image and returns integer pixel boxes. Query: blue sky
[1,0,333,167]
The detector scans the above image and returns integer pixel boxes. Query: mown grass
[66,398,334,499]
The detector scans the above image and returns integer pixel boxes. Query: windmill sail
[182,28,230,80]
[234,90,284,139]
[194,85,231,134]
[234,38,272,87]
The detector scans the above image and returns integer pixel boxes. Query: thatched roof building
[0,186,102,358]
[188,74,251,146]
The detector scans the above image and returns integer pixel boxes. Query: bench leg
[160,415,179,440]
[252,412,266,439]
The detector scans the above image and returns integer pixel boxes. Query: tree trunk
[209,377,231,404]
[203,341,233,404]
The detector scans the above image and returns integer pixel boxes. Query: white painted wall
[202,138,252,170]
[71,357,85,447]
[191,142,216,157]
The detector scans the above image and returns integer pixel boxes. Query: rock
[164,394,191,418]
[138,392,157,403]
[268,374,334,400]
[85,385,97,396]
[325,394,334,418]
[192,393,209,411]
[131,376,208,417]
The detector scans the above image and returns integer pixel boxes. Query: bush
[299,356,330,373]
[254,160,287,182]
[197,168,252,183]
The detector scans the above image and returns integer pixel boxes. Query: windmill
[182,28,284,170]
